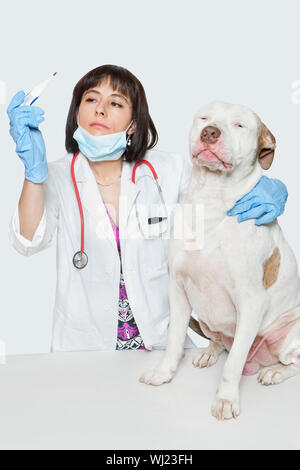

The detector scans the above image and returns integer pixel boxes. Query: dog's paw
[257,364,285,385]
[211,394,240,420]
[192,344,224,368]
[192,348,219,368]
[139,368,174,386]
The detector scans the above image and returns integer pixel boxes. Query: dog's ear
[256,120,276,170]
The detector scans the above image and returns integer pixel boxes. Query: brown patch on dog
[263,247,281,289]
[252,113,276,170]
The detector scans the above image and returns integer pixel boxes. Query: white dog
[140,101,300,420]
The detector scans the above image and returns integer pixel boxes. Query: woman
[7,65,288,352]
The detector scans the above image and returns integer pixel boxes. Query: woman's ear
[128,120,136,135]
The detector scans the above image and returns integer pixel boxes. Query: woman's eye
[111,102,122,108]
[86,98,96,102]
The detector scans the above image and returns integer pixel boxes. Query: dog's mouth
[193,149,233,170]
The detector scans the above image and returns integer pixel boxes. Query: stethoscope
[71,150,168,269]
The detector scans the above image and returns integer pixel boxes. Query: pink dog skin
[200,319,298,375]
[192,138,233,169]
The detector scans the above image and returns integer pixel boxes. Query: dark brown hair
[65,64,158,162]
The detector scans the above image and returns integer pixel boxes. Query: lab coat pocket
[144,217,168,239]
[134,197,168,240]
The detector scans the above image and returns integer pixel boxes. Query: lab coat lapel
[119,160,141,249]
[73,152,117,252]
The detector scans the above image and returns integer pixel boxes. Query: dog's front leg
[139,276,192,386]
[211,295,269,420]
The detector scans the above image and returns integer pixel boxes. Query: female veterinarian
[7,65,288,352]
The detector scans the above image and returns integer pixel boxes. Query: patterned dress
[104,204,146,350]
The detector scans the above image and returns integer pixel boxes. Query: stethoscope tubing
[71,151,166,268]
[71,151,85,253]
[131,159,158,183]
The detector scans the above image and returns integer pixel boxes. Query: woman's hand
[227,176,288,225]
[7,90,48,183]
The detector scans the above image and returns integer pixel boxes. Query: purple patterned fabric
[104,204,146,350]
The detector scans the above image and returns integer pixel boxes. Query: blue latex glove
[7,90,48,183]
[227,176,288,225]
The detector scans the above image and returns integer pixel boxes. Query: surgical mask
[73,120,133,162]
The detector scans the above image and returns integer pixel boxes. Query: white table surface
[0,348,299,450]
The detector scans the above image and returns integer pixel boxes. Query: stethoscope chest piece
[73,251,88,269]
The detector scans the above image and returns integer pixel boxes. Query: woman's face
[76,77,135,136]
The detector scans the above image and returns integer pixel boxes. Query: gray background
[1,0,300,355]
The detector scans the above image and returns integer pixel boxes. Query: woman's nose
[95,108,105,116]
[95,101,106,116]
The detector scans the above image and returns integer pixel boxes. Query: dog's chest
[173,246,237,334]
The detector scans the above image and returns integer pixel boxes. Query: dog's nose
[200,126,221,144]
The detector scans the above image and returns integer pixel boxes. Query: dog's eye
[234,122,244,128]
[199,117,207,120]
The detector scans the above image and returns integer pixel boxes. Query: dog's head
[189,101,276,173]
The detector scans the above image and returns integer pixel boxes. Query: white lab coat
[9,149,196,352]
